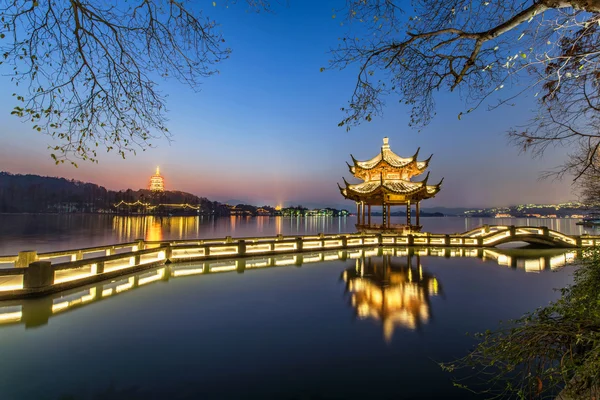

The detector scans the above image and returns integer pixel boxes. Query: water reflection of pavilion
[343,255,440,343]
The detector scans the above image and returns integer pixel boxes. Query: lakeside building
[339,137,443,233]
[149,167,165,192]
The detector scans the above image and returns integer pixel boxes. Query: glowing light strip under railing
[172,249,206,258]
[303,242,322,249]
[483,231,511,245]
[347,239,363,246]
[54,266,96,284]
[246,245,272,253]
[549,231,577,245]
[209,246,238,255]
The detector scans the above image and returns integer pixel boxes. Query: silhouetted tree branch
[0,1,267,165]
[332,0,600,177]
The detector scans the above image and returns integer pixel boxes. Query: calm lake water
[0,214,582,399]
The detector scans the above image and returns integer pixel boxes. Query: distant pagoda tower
[338,137,443,232]
[149,166,165,192]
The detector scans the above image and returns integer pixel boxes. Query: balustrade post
[16,251,38,268]
[71,251,83,262]
[341,236,348,248]
[277,234,284,241]
[477,237,484,247]
[444,234,450,247]
[159,243,172,262]
[105,247,114,256]
[542,227,550,237]
[225,236,233,244]
[136,239,146,250]
[238,240,247,256]
[95,261,105,274]
[377,233,383,246]
[407,234,414,246]
[576,236,582,247]
[509,225,516,237]
[23,261,54,290]
[295,237,303,252]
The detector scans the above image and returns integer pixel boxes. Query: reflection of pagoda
[149,166,165,192]
[338,137,443,232]
[342,254,441,343]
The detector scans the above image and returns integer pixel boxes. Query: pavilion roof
[349,138,433,173]
[338,172,443,202]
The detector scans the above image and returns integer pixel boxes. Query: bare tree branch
[0,1,268,165]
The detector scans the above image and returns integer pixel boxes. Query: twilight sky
[0,1,577,209]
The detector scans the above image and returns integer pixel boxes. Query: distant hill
[0,172,228,214]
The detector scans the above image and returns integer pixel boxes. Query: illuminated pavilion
[338,137,443,233]
[149,166,165,192]
[342,254,440,343]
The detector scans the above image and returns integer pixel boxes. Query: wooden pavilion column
[406,200,411,227]
[387,204,391,228]
[356,202,361,225]
[416,201,420,226]
[361,201,366,226]
[368,205,371,226]
[382,201,387,228]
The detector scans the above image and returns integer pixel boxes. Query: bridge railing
[0,246,578,328]
[0,225,596,300]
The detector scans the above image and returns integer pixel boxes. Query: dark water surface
[0,246,575,400]
[0,214,594,255]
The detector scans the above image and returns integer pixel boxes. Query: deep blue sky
[0,1,576,208]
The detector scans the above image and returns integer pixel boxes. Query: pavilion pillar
[368,205,371,226]
[356,202,361,225]
[382,201,387,228]
[361,202,366,227]
[416,201,420,226]
[387,204,391,228]
[406,200,411,227]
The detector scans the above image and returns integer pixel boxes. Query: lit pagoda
[338,137,443,232]
[149,166,165,192]
[343,255,441,343]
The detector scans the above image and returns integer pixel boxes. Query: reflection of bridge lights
[0,310,22,323]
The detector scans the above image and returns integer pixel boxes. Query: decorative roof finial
[156,166,160,175]
[382,137,390,150]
